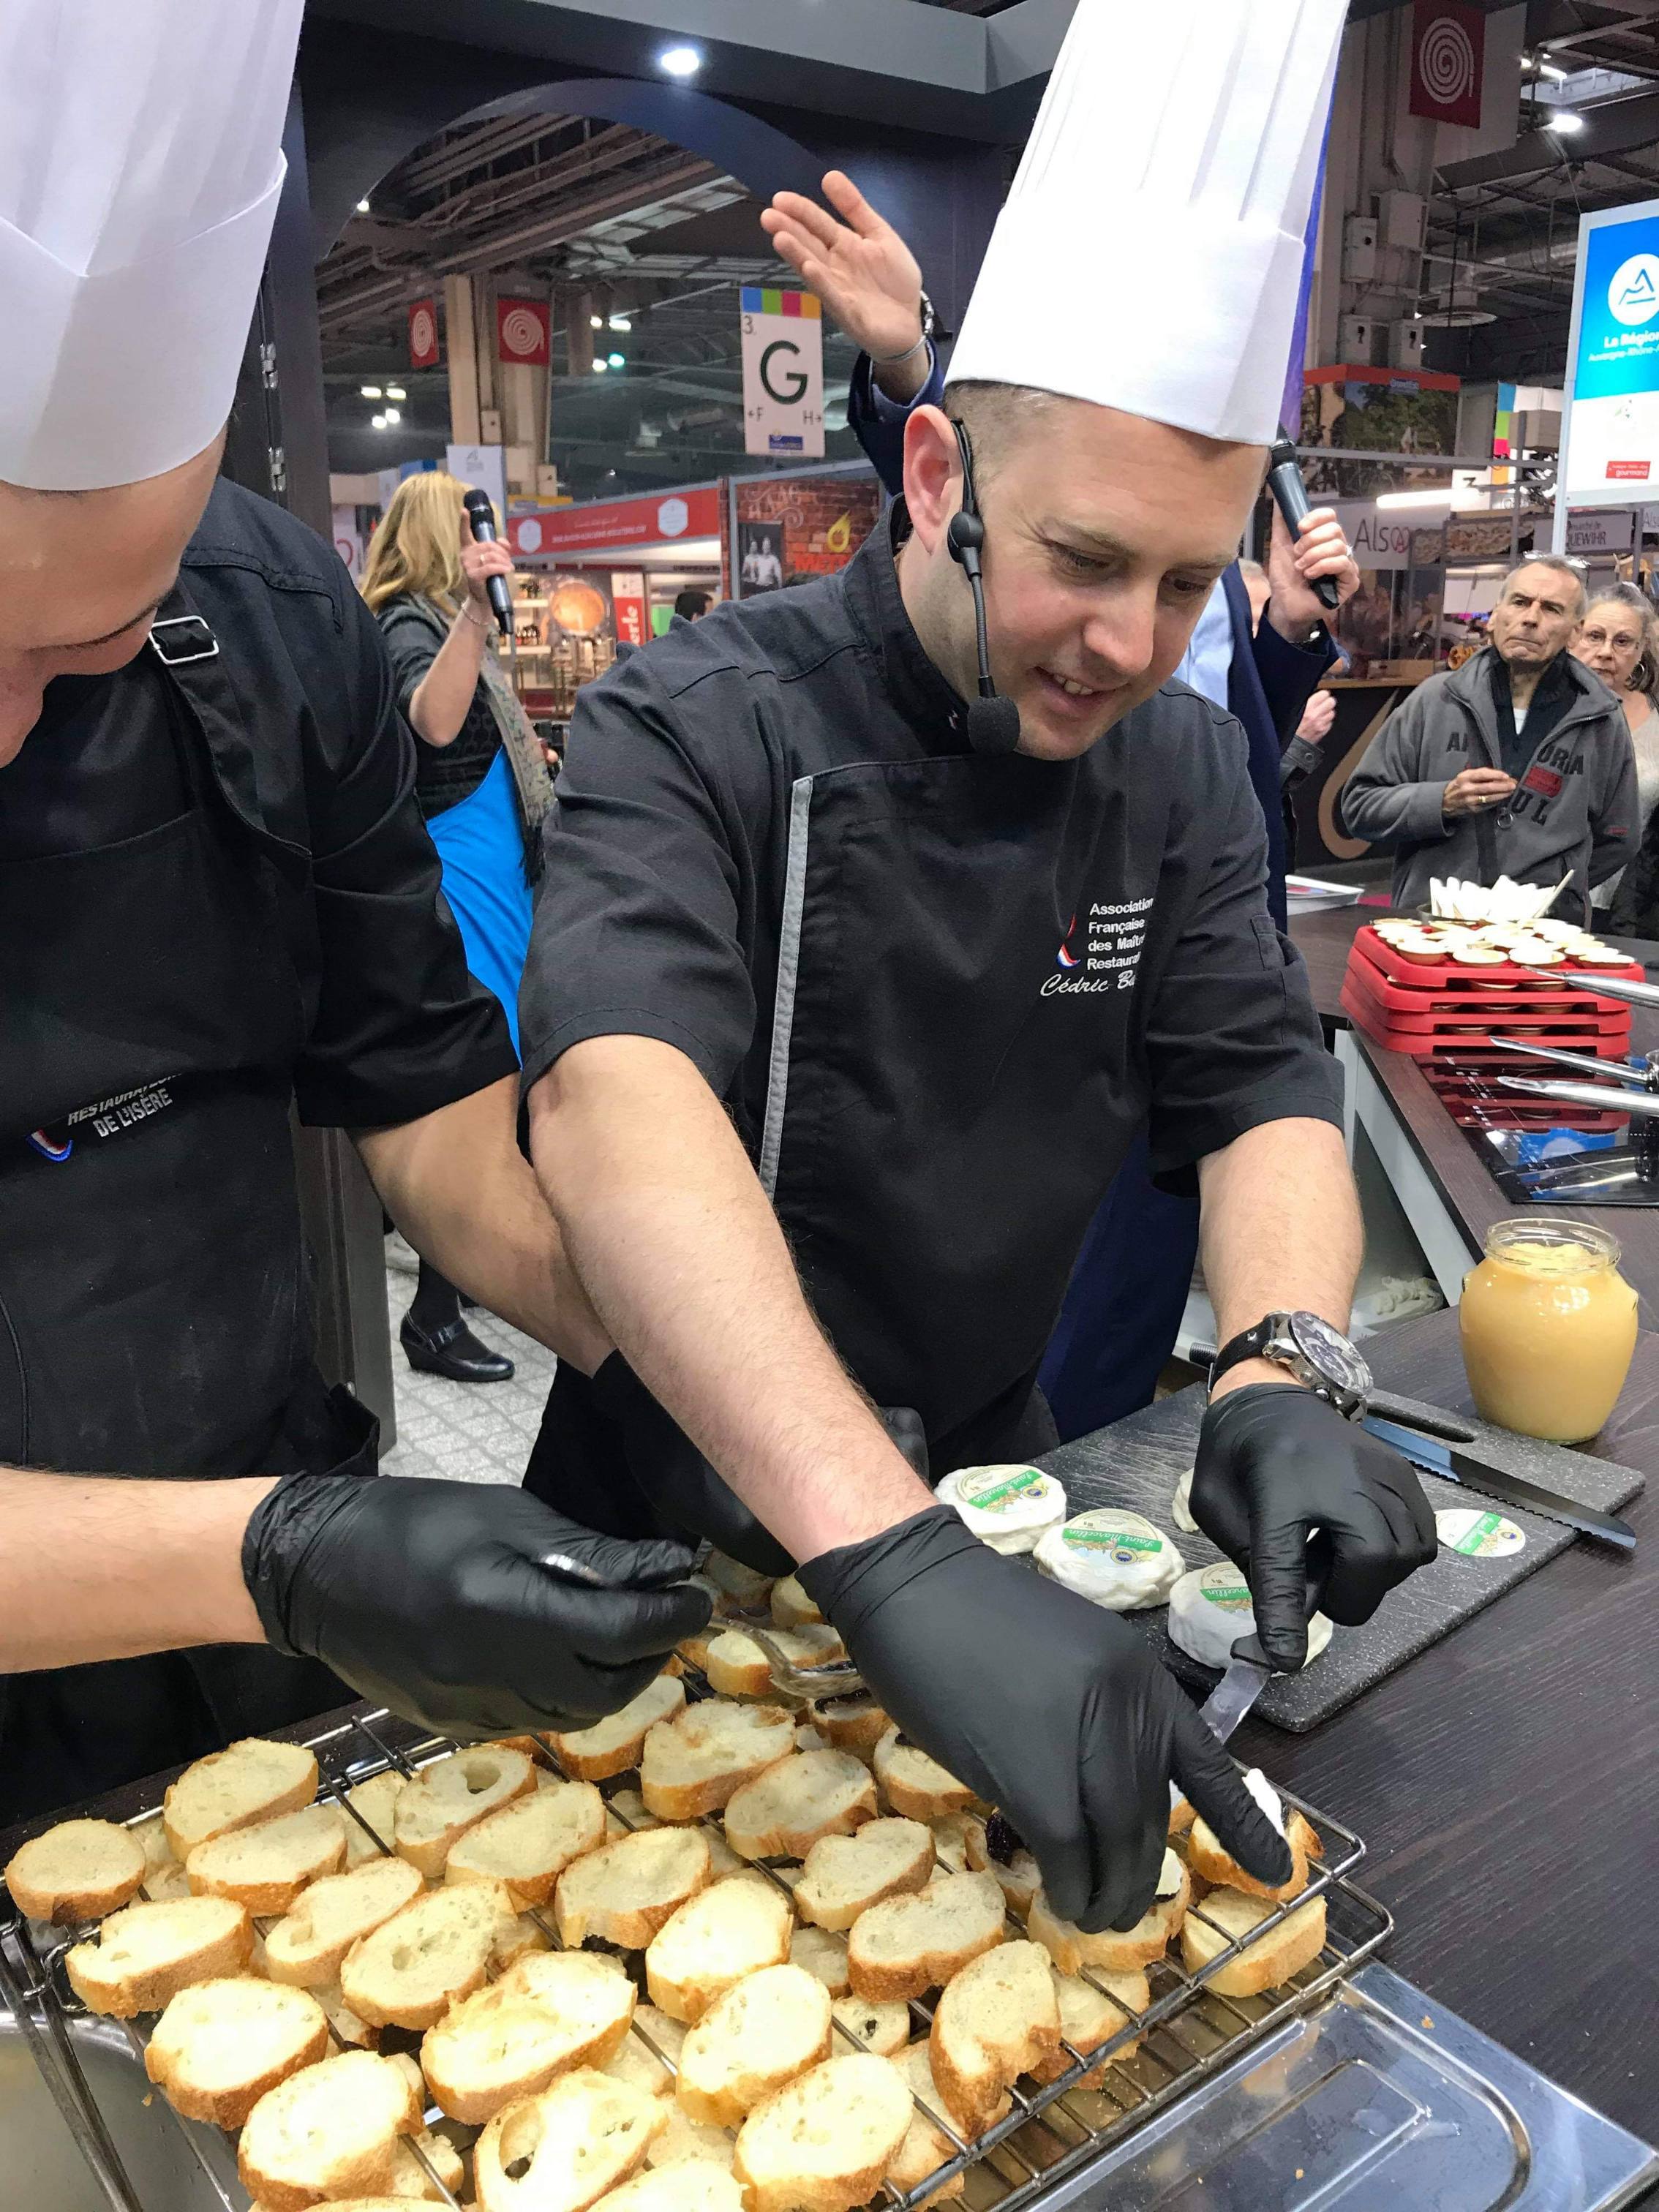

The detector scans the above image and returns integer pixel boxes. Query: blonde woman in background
[361,471,554,1382]
[1581,582,1659,922]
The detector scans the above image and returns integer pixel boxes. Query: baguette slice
[342,1773,408,1868]
[963,1819,1041,1920]
[445,1779,608,1908]
[646,2111,737,2172]
[549,1677,688,1783]
[646,1876,794,2022]
[846,1871,1004,2003]
[1026,1858,1190,1975]
[164,1739,319,1861]
[5,1818,147,1923]
[794,1818,933,1933]
[186,1804,347,1914]
[66,1893,253,2017]
[731,2053,911,2212]
[1184,1805,1322,1903]
[928,1942,1059,2136]
[887,2039,995,2205]
[677,1963,832,2126]
[703,1552,777,1614]
[1178,1887,1327,1998]
[640,1704,796,1822]
[473,2069,665,2212]
[606,1788,663,1837]
[789,1925,849,1996]
[830,1993,911,2058]
[315,1979,378,2050]
[723,1751,877,1862]
[1031,1968,1148,2085]
[769,1575,824,1630]
[131,1813,189,1903]
[872,1732,976,1822]
[592,2165,744,2212]
[238,2051,423,2212]
[340,1878,519,2031]
[146,1976,330,2127]
[806,1696,889,1765]
[393,1747,537,1878]
[423,1947,636,2123]
[606,2006,688,2099]
[703,1625,845,1701]
[557,1827,712,1950]
[264,1856,425,1987]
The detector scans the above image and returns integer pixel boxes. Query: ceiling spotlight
[609,315,632,332]
[386,384,407,402]
[658,44,701,78]
[1533,56,1568,82]
[361,385,383,399]
[356,198,371,214]
[592,360,609,374]
[607,352,626,369]
[590,314,604,329]
[1545,109,1585,132]
[371,413,388,429]
[383,407,401,424]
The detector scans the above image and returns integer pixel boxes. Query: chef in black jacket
[521,0,1435,1938]
[0,0,707,1824]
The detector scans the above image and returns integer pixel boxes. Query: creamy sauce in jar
[1459,1218,1637,1442]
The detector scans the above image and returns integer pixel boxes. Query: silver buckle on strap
[148,614,220,666]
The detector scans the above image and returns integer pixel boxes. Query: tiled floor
[379,1235,556,1486]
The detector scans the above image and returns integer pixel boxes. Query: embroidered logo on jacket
[1041,897,1153,998]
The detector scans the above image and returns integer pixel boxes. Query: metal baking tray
[0,1691,1391,2212]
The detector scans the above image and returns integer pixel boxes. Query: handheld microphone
[461,486,514,639]
[1265,434,1340,613]
[947,424,1022,757]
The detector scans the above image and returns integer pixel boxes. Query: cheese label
[1197,1561,1254,1612]
[1436,1508,1526,1557]
[1058,1510,1166,1562]
[955,1465,1048,1513]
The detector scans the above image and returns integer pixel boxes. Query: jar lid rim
[1486,1216,1622,1265]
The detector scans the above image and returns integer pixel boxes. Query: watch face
[1287,1311,1372,1396]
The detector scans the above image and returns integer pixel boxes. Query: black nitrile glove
[243,1475,712,1739]
[590,1352,794,1578]
[1192,1383,1437,1671]
[799,1507,1292,1934]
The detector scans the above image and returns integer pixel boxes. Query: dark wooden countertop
[1291,906,1659,1320]
[1237,1306,1659,2140]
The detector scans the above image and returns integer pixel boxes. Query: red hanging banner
[497,296,551,366]
[407,298,440,370]
[1407,0,1484,129]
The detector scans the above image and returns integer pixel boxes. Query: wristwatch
[1208,1311,1372,1418]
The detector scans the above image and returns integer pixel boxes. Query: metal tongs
[1486,1031,1659,1118]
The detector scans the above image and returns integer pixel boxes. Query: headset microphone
[947,423,1022,756]
[461,486,515,638]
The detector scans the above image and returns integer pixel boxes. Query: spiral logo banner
[407,298,440,369]
[1407,0,1483,129]
[497,295,550,366]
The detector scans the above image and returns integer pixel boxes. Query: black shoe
[400,1313,514,1383]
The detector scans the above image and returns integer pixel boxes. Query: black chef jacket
[520,510,1342,1451]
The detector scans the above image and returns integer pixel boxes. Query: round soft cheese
[1034,1509,1184,1610]
[1166,1561,1333,1671]
[936,1464,1066,1555]
[1170,1467,1198,1535]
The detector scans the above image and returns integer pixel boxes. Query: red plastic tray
[1352,925,1641,1000]
[1341,972,1630,1058]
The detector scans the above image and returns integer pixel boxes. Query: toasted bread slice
[806,1696,889,1765]
[146,1976,329,2127]
[928,1942,1059,2136]
[794,1724,827,1755]
[789,1925,849,1995]
[130,1813,189,1902]
[393,1747,537,1878]
[676,1963,832,2127]
[238,2051,422,2212]
[732,2053,911,2212]
[703,1626,845,1701]
[1026,1858,1190,1976]
[421,1949,636,2124]
[5,1818,147,1924]
[606,2006,688,2099]
[872,1733,975,1822]
[641,1704,796,1822]
[703,1553,777,1614]
[722,1751,876,1862]
[830,1993,911,2057]
[315,1979,378,2050]
[928,1816,974,1874]
[557,1827,712,1951]
[592,2165,744,2212]
[445,1779,607,1909]
[1178,1887,1327,1997]
[549,1677,688,1783]
[645,2111,737,2172]
[1184,1806,1322,1903]
[473,2068,666,2212]
[794,1818,933,1933]
[846,1871,1004,2003]
[646,1877,794,2022]
[185,1804,347,1914]
[65,1893,252,2017]
[340,1878,519,2031]
[163,1739,319,1862]
[769,1575,823,1630]
[341,1773,408,1868]
[606,1788,664,1837]
[887,2039,992,2204]
[963,1819,1041,1920]
[263,1856,425,1987]
[1031,1968,1148,2085]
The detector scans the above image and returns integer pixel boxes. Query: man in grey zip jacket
[1340,558,1636,919]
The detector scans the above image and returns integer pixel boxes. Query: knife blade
[1197,1634,1274,1745]
[1361,1412,1636,1551]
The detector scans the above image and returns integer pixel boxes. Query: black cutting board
[1037,1383,1646,1731]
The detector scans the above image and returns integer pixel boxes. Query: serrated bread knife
[1361,1413,1635,1551]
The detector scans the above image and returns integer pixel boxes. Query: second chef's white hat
[0,0,304,490]
[947,0,1343,447]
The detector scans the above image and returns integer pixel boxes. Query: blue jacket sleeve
[1251,611,1341,742]
[847,342,944,498]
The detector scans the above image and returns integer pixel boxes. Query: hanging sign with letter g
[740,287,824,459]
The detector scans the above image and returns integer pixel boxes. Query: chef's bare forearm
[407,606,491,748]
[1197,1119,1361,1399]
[355,1075,610,1374]
[527,1036,933,1559]
[0,1470,272,1670]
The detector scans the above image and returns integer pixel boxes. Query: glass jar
[1459,1218,1638,1442]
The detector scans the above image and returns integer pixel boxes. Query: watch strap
[1208,1316,1280,1391]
